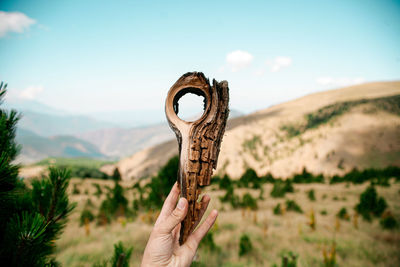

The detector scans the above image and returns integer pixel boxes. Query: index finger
[155,182,180,225]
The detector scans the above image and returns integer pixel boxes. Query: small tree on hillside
[356,185,387,221]
[144,156,178,209]
[112,167,122,181]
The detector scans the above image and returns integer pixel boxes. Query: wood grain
[165,72,229,244]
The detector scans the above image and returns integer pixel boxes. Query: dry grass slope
[56,178,400,266]
[103,81,400,181]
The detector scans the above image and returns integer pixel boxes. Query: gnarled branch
[165,72,229,244]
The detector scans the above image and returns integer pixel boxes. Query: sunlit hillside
[102,81,400,180]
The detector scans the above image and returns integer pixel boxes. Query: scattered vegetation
[292,168,324,183]
[80,209,95,226]
[242,135,262,160]
[273,203,282,215]
[281,95,400,138]
[241,193,258,210]
[380,211,398,230]
[97,180,129,225]
[322,243,337,267]
[271,180,294,198]
[200,232,220,252]
[93,241,133,267]
[238,234,253,257]
[355,185,387,221]
[285,200,303,213]
[336,207,350,221]
[279,251,298,267]
[307,189,316,201]
[140,156,178,210]
[330,166,400,185]
[93,183,103,197]
[238,168,260,188]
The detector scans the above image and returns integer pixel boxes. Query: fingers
[155,182,180,225]
[157,197,188,234]
[192,194,211,230]
[184,209,218,252]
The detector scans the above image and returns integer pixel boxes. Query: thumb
[157,198,188,234]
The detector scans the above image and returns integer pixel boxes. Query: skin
[141,182,218,267]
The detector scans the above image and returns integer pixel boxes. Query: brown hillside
[102,81,400,180]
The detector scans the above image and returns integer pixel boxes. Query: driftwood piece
[165,72,229,244]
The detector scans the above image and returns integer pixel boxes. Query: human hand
[141,182,218,267]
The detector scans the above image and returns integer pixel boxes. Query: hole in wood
[173,88,206,122]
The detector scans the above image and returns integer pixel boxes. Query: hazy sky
[1,0,399,117]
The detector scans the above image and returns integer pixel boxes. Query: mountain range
[6,95,244,163]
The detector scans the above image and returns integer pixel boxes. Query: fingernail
[177,198,185,210]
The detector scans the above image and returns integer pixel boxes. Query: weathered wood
[165,72,229,244]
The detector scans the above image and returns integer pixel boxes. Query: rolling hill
[101,81,400,180]
[16,128,106,163]
[5,98,116,136]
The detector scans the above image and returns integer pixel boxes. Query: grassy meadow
[54,173,400,267]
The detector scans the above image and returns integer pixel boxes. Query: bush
[380,212,398,230]
[293,168,324,183]
[143,156,178,210]
[330,166,400,185]
[80,209,95,226]
[285,200,303,213]
[241,193,258,210]
[336,207,350,221]
[97,180,128,224]
[356,185,387,220]
[239,168,260,188]
[271,180,294,198]
[93,183,103,198]
[307,189,316,201]
[112,167,122,181]
[64,165,109,179]
[110,242,132,267]
[260,173,275,183]
[239,234,253,257]
[219,186,240,209]
[280,251,298,267]
[200,232,219,251]
[93,241,133,267]
[273,203,282,215]
[219,174,233,190]
[72,183,80,195]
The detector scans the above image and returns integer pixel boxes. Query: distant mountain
[5,98,117,136]
[101,81,400,180]
[4,98,66,116]
[16,128,106,164]
[86,109,167,128]
[77,109,245,157]
[17,110,116,137]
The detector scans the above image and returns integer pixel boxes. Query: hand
[141,182,218,267]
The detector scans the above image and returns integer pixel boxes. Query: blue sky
[0,0,399,119]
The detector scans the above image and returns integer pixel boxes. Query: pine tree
[112,167,122,181]
[0,82,75,266]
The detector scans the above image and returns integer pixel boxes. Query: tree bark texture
[165,72,229,244]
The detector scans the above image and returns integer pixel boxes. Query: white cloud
[0,11,36,37]
[316,77,365,87]
[226,50,254,72]
[19,86,44,99]
[269,56,292,72]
